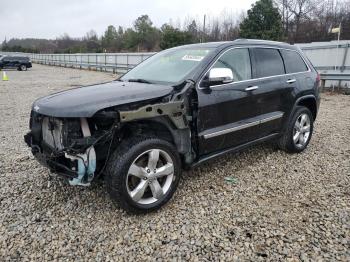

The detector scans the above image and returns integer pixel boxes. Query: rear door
[280,49,311,96]
[12,57,21,68]
[249,48,290,137]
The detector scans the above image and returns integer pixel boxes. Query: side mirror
[202,68,234,88]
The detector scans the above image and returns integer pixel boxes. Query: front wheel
[278,106,314,153]
[106,136,181,214]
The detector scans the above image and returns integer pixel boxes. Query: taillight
[316,73,320,82]
[316,73,321,88]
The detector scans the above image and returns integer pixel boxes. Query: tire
[106,136,181,214]
[278,106,314,153]
[19,65,27,71]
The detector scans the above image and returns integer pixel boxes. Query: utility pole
[202,14,206,43]
[282,0,285,28]
[336,22,342,71]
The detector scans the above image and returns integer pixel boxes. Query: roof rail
[234,38,286,44]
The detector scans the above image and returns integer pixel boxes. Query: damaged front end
[24,110,116,186]
[24,80,197,186]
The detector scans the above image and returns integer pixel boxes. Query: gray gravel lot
[0,64,349,261]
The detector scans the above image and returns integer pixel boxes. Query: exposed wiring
[93,124,118,179]
[49,122,58,150]
[49,119,119,181]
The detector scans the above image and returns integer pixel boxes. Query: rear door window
[280,50,308,73]
[251,48,285,78]
[19,57,29,61]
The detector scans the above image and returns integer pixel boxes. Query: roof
[176,39,296,50]
[173,41,231,49]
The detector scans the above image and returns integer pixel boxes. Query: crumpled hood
[32,81,173,117]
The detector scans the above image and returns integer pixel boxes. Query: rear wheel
[278,106,314,153]
[19,64,27,71]
[106,136,181,214]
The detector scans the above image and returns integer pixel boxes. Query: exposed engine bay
[25,112,117,186]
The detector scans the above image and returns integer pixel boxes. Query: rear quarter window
[281,50,308,73]
[251,48,285,78]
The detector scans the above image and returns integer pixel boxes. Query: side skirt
[191,133,280,168]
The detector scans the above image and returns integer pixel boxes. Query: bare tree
[286,0,318,42]
[220,10,240,41]
[210,18,221,41]
[275,0,294,38]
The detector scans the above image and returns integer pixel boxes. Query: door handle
[245,86,259,91]
[286,79,296,84]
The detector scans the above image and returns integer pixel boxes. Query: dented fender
[119,100,188,129]
[118,80,197,164]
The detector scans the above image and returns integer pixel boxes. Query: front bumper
[24,132,79,179]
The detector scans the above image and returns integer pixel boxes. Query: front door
[197,47,262,155]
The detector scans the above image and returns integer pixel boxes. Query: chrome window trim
[203,112,284,139]
[197,46,311,90]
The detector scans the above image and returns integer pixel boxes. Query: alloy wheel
[293,113,311,148]
[126,149,175,205]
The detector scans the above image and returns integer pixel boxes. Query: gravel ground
[0,64,349,261]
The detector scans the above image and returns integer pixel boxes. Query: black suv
[0,55,32,71]
[25,39,320,213]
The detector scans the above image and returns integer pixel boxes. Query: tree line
[1,0,350,54]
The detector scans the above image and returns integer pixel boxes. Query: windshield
[121,47,214,84]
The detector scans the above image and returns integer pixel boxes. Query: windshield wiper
[128,78,152,84]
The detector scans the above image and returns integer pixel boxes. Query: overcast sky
[0,0,256,42]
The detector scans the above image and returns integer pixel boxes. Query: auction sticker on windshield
[182,55,204,61]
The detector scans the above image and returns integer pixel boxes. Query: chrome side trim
[203,112,284,139]
[204,120,260,139]
[259,113,284,124]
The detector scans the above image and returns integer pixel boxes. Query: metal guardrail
[35,59,132,74]
[2,52,155,74]
[31,53,155,74]
[320,73,350,93]
[320,73,350,81]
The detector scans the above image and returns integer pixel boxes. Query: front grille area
[42,117,64,150]
[25,112,89,180]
